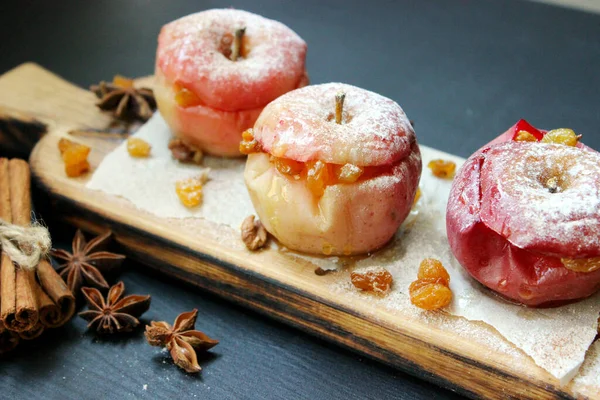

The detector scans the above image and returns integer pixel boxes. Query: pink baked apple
[447,120,600,306]
[155,9,308,157]
[243,83,422,256]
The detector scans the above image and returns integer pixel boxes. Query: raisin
[174,85,202,108]
[239,129,261,154]
[127,138,151,158]
[542,129,579,147]
[305,160,332,197]
[514,131,538,142]
[561,257,600,273]
[335,163,364,183]
[427,159,456,179]
[417,258,450,287]
[58,138,91,177]
[351,267,393,294]
[412,187,422,207]
[175,177,204,208]
[112,75,134,88]
[271,156,304,176]
[409,279,452,310]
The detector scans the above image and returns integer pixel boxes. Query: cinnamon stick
[0,159,39,331]
[36,260,75,327]
[0,158,20,330]
[34,275,61,328]
[18,320,44,340]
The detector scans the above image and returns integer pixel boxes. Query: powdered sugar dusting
[481,142,600,257]
[87,114,600,388]
[254,83,415,166]
[157,9,307,111]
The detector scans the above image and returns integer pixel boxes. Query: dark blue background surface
[0,0,598,398]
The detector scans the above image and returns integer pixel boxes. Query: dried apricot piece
[417,258,450,287]
[351,267,393,295]
[409,279,452,310]
[541,128,579,147]
[127,138,152,158]
[239,129,261,154]
[175,177,204,208]
[427,159,456,179]
[271,156,304,176]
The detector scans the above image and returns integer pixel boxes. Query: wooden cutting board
[1,63,597,400]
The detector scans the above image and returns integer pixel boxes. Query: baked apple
[155,9,308,157]
[447,120,600,306]
[243,83,422,255]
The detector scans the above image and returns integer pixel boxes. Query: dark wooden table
[1,1,599,399]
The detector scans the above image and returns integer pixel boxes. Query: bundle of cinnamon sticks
[0,158,75,353]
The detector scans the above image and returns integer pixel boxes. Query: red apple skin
[447,123,600,307]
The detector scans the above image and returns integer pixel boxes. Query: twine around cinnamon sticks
[0,158,75,353]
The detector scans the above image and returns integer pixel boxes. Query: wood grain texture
[0,63,592,399]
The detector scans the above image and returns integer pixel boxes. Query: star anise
[90,75,156,121]
[50,230,125,296]
[79,281,151,334]
[145,309,219,373]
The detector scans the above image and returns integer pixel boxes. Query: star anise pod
[145,309,219,373]
[50,230,125,296]
[90,75,156,122]
[79,281,151,334]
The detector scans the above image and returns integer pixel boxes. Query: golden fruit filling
[241,129,394,197]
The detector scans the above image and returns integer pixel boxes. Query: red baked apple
[447,120,600,306]
[155,9,308,157]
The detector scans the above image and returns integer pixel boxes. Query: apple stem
[546,177,559,193]
[231,27,246,61]
[335,92,346,124]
